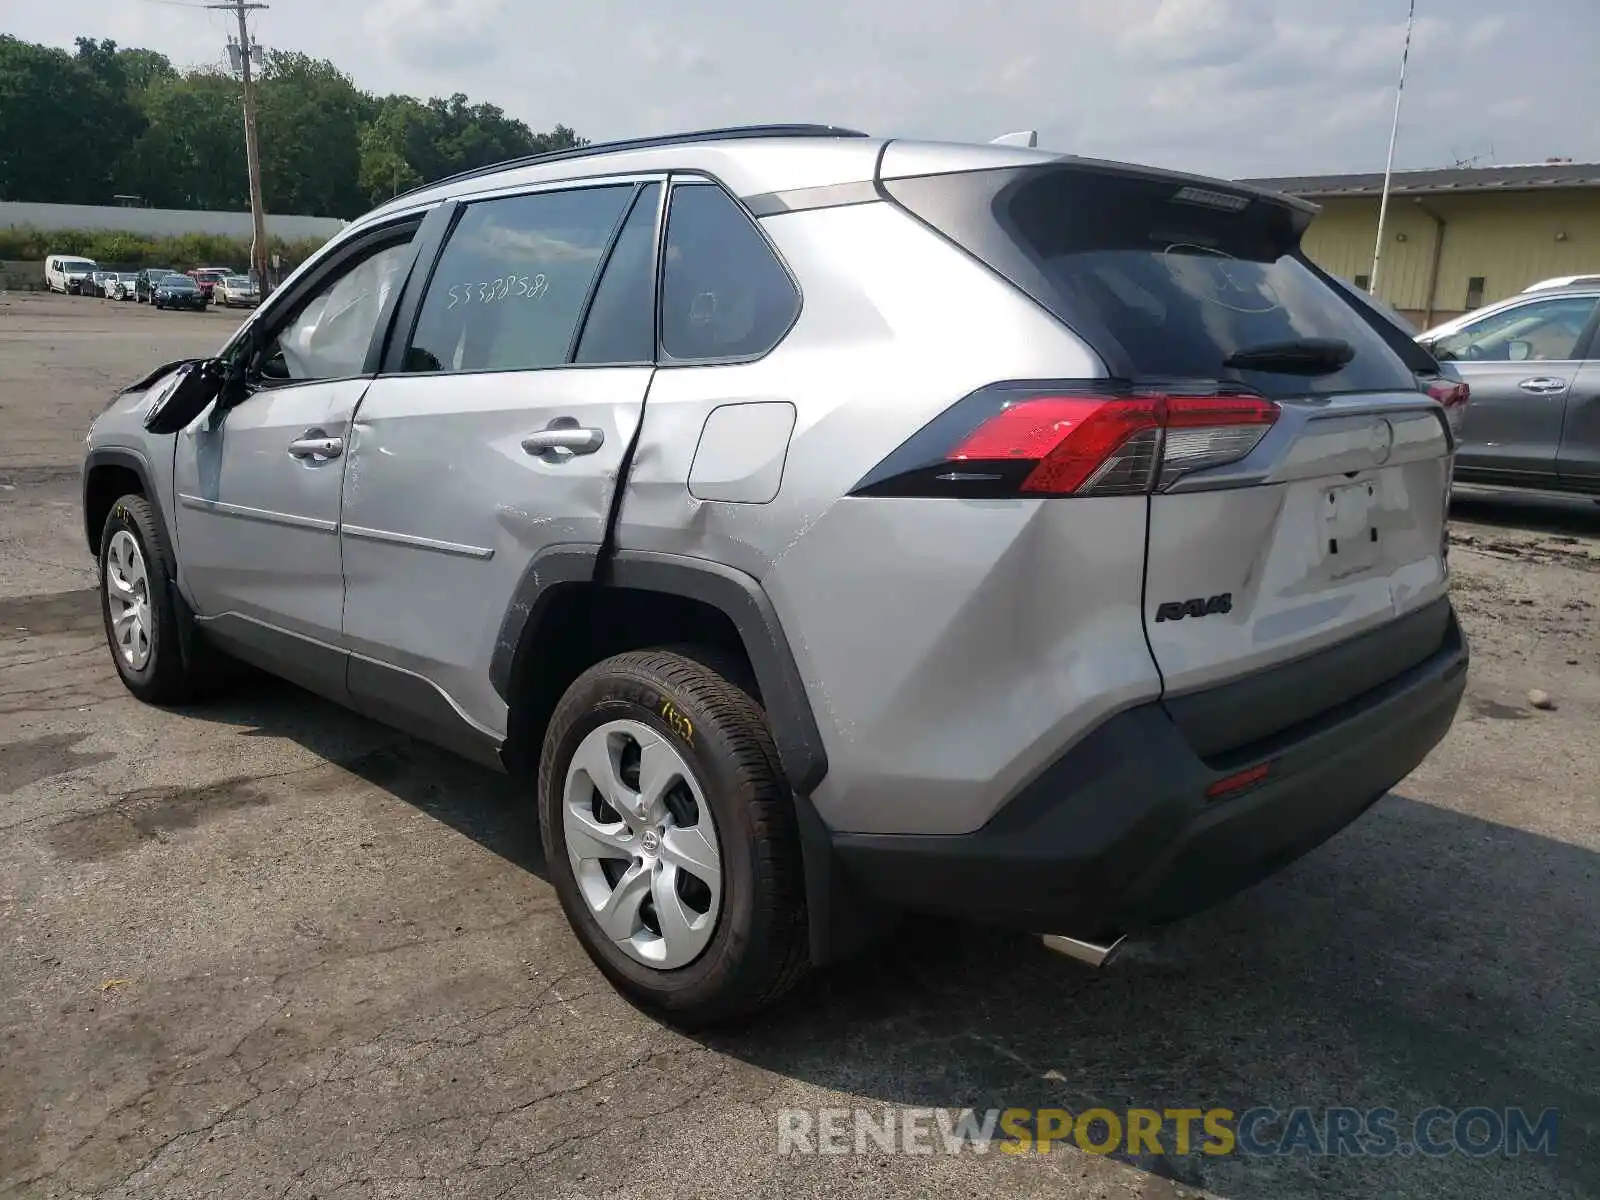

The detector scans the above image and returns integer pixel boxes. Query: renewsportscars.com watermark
[777,1106,1559,1159]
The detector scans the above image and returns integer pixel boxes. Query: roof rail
[390,123,872,203]
[990,130,1039,148]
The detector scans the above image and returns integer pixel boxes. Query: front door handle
[288,431,344,460]
[1518,377,1568,394]
[522,419,604,461]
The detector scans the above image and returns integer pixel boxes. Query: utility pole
[210,0,271,297]
[1369,0,1416,297]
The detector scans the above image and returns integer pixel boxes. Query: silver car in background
[81,125,1467,1025]
[1418,282,1600,500]
[215,274,261,308]
[104,272,141,301]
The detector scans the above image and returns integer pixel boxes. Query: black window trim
[654,171,805,369]
[378,174,668,379]
[219,212,432,397]
[565,180,664,367]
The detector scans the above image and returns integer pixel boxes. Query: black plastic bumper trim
[1162,595,1454,765]
[829,606,1468,938]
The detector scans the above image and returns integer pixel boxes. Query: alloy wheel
[104,530,152,670]
[562,719,723,970]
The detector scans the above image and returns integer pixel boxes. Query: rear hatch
[881,156,1454,736]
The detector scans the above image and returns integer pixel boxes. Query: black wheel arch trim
[82,447,172,571]
[491,545,829,797]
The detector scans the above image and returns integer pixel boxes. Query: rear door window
[574,183,661,365]
[404,184,635,374]
[659,182,799,362]
[884,166,1419,398]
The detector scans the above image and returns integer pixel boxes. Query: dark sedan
[152,274,208,311]
[134,268,177,303]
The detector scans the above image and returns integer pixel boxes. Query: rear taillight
[1426,379,1470,412]
[852,383,1279,499]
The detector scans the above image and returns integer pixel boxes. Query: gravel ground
[1,292,1596,1199]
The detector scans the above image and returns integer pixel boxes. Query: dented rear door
[338,180,663,737]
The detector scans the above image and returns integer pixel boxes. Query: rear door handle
[288,431,344,460]
[522,421,604,461]
[1518,377,1569,394]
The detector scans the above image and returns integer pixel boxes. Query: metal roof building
[1237,162,1600,327]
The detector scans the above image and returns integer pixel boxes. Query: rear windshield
[883,165,1418,398]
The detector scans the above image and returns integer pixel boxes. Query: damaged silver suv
[82,125,1467,1025]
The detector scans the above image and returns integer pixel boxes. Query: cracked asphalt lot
[2,293,1598,1199]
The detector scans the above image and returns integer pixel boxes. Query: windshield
[63,260,96,273]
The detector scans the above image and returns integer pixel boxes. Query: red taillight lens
[950,397,1165,495]
[851,383,1279,499]
[956,392,1276,496]
[1427,379,1470,411]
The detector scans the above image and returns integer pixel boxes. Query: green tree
[115,47,178,96]
[358,95,440,204]
[0,36,140,202]
[257,51,366,218]
[124,72,247,210]
[0,33,585,215]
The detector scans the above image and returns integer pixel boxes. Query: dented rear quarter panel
[614,200,1167,835]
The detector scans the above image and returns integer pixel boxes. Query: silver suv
[82,125,1468,1025]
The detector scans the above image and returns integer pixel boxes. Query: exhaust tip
[1041,932,1126,968]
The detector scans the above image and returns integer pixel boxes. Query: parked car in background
[1417,282,1600,499]
[83,124,1469,1025]
[214,274,260,308]
[45,255,99,294]
[1330,271,1470,438]
[152,273,207,311]
[134,268,177,304]
[105,273,140,301]
[1522,275,1600,294]
[89,270,116,297]
[188,267,231,301]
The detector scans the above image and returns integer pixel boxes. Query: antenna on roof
[990,130,1038,148]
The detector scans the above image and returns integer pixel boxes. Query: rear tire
[539,648,809,1027]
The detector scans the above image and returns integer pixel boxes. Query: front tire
[539,648,809,1027]
[98,495,210,705]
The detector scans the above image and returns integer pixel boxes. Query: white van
[44,255,100,295]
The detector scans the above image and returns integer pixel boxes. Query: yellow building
[1239,162,1600,329]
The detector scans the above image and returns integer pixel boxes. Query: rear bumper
[828,600,1468,938]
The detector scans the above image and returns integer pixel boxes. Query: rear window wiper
[1222,337,1354,375]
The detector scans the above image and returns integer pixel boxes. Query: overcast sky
[5,0,1596,178]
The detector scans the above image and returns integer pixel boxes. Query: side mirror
[1507,339,1532,362]
[143,358,227,434]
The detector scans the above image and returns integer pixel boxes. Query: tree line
[0,35,586,218]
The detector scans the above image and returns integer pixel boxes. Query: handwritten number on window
[444,274,550,310]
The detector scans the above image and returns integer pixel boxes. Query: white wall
[0,201,346,240]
